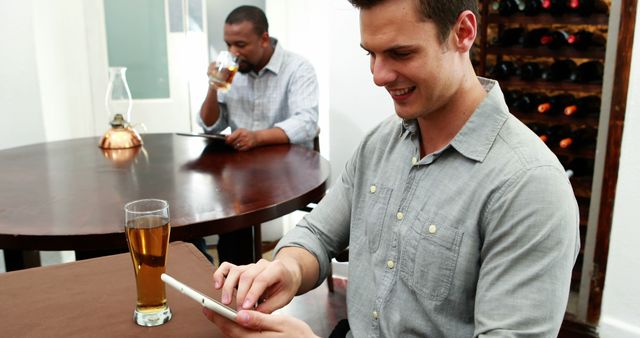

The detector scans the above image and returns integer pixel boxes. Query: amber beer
[126,216,170,312]
[208,51,239,92]
[209,64,239,91]
[124,199,172,326]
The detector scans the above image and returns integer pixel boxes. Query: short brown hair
[347,0,479,42]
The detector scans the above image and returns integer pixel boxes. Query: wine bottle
[570,60,604,83]
[489,61,518,79]
[518,61,545,81]
[547,124,572,145]
[541,0,567,16]
[521,0,543,15]
[540,30,571,49]
[563,95,601,117]
[541,59,577,82]
[513,92,546,114]
[527,123,551,143]
[492,27,526,47]
[538,93,576,115]
[503,89,522,107]
[558,126,598,149]
[492,0,521,16]
[522,28,551,47]
[567,30,606,50]
[567,0,609,17]
[564,158,594,178]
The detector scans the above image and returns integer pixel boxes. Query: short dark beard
[238,59,256,74]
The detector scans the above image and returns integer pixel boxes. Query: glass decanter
[99,67,142,149]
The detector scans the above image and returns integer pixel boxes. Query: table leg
[252,224,262,263]
[4,249,41,271]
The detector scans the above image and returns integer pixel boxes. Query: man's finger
[212,262,235,289]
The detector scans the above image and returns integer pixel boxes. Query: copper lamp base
[99,127,143,149]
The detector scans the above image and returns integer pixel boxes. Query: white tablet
[161,273,237,320]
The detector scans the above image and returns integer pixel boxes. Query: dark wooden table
[0,134,329,270]
[0,241,348,338]
[0,241,224,337]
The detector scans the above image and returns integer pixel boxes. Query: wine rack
[476,0,612,329]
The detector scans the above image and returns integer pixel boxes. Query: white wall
[599,5,640,337]
[33,0,95,143]
[0,0,46,150]
[0,0,95,151]
[327,0,394,183]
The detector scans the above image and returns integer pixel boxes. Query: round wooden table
[0,134,329,269]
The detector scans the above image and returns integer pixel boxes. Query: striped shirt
[199,40,319,149]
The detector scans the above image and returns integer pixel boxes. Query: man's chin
[238,62,253,74]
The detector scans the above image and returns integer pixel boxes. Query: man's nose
[371,58,395,87]
[228,46,241,58]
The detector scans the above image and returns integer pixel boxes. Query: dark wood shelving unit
[476,1,638,336]
[515,112,599,128]
[487,45,606,59]
[498,79,603,92]
[487,13,609,25]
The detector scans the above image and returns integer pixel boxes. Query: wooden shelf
[515,113,599,128]
[497,79,602,93]
[571,177,593,199]
[487,46,606,59]
[553,146,596,160]
[488,13,609,26]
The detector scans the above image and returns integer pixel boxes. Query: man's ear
[260,32,270,47]
[451,10,477,53]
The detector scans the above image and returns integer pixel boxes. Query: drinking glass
[208,51,239,91]
[124,199,172,326]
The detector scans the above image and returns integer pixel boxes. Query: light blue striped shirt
[199,40,319,149]
[277,78,580,337]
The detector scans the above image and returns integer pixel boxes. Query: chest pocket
[363,184,393,253]
[400,211,463,303]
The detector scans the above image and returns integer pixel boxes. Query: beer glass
[124,199,172,326]
[208,51,239,91]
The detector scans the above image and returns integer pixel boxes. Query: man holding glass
[203,0,580,337]
[199,5,320,265]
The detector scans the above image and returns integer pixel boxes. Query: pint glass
[124,199,172,326]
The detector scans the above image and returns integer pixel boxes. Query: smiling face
[224,21,271,73]
[359,0,464,122]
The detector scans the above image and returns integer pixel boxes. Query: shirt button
[372,311,379,319]
[428,224,437,234]
[412,157,418,165]
[386,260,395,269]
[396,212,404,220]
[370,185,377,193]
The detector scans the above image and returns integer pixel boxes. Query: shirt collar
[256,38,282,77]
[400,77,509,162]
[450,77,509,162]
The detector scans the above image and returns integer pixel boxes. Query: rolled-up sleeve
[197,99,229,133]
[273,62,319,145]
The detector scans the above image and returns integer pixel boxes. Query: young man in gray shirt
[203,1,580,337]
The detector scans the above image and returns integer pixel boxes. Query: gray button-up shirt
[276,78,580,337]
[199,40,319,149]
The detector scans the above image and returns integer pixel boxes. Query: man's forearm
[200,87,221,126]
[255,127,290,147]
[274,247,319,295]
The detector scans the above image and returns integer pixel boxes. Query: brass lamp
[99,67,142,149]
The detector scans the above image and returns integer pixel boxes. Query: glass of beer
[124,199,172,327]
[208,50,239,91]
